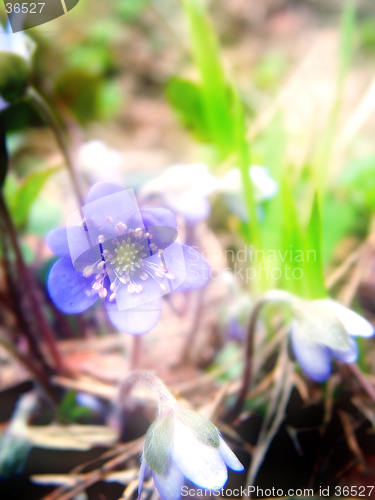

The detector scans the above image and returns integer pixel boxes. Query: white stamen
[110,282,116,292]
[102,249,109,257]
[165,273,175,280]
[92,282,102,291]
[83,266,94,277]
[128,283,135,294]
[140,272,149,281]
[97,261,105,269]
[99,287,107,298]
[98,235,105,244]
[109,292,116,302]
[106,216,113,223]
[134,284,142,293]
[160,283,167,291]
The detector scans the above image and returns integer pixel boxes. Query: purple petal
[85,181,124,204]
[291,323,332,382]
[140,208,177,230]
[227,318,245,342]
[138,456,150,499]
[330,337,358,364]
[84,186,143,241]
[46,227,70,258]
[218,437,244,472]
[143,226,178,254]
[318,300,375,338]
[172,245,210,292]
[0,97,8,112]
[142,241,186,292]
[47,258,98,314]
[152,460,185,500]
[111,271,167,311]
[105,296,162,335]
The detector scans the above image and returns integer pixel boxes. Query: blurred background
[2,0,375,499]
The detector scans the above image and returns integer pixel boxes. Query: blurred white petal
[152,460,184,500]
[218,437,244,471]
[170,418,227,489]
[319,299,374,337]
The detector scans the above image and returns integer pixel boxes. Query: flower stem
[347,362,375,403]
[130,336,143,370]
[0,192,69,377]
[0,334,54,404]
[224,290,292,423]
[26,87,84,207]
[118,370,177,415]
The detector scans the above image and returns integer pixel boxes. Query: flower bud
[0,52,29,103]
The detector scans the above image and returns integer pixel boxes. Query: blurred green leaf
[4,167,59,228]
[321,196,359,263]
[253,52,287,90]
[181,0,235,158]
[97,80,124,120]
[358,18,375,52]
[0,115,8,188]
[280,177,307,297]
[58,391,92,423]
[339,156,375,209]
[116,0,149,22]
[166,77,209,141]
[305,194,327,299]
[27,198,62,237]
[337,0,356,91]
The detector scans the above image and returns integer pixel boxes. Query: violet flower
[46,182,209,335]
[290,298,374,382]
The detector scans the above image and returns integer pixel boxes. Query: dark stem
[26,87,84,207]
[0,192,69,376]
[0,334,54,403]
[224,290,291,423]
[347,362,375,403]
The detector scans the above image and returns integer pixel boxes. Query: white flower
[140,163,278,225]
[138,406,244,500]
[290,298,374,382]
[77,140,123,184]
[0,21,35,60]
[139,163,217,225]
[217,165,277,201]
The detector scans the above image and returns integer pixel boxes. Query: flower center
[84,224,175,301]
[111,238,144,275]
